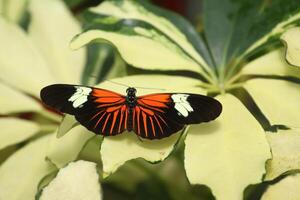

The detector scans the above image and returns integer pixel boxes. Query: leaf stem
[39,110,61,123]
[226,72,243,86]
[39,125,58,133]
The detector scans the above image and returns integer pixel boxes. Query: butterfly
[40,84,222,140]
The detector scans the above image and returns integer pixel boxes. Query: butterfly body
[41,84,222,140]
[125,87,137,131]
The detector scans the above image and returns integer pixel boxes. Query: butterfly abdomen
[127,108,133,131]
[125,87,137,132]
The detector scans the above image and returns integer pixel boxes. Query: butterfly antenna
[104,79,165,91]
[135,86,166,91]
[103,79,130,88]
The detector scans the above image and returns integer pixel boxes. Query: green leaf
[0,82,42,114]
[28,0,86,84]
[246,12,300,56]
[0,17,56,97]
[89,0,209,68]
[47,126,95,168]
[203,0,300,67]
[77,136,102,165]
[81,42,126,86]
[281,27,300,67]
[244,79,300,128]
[89,0,213,67]
[241,49,300,78]
[261,173,300,200]
[1,0,28,23]
[101,132,180,178]
[265,130,300,181]
[184,94,271,200]
[71,20,206,76]
[0,135,56,200]
[39,161,102,200]
[0,117,40,150]
[63,0,83,8]
[71,1,216,82]
[56,115,78,138]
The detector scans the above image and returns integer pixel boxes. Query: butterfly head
[126,87,137,96]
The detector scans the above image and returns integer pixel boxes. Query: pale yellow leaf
[0,1,2,14]
[245,79,300,128]
[40,161,102,200]
[90,0,208,69]
[46,126,94,168]
[184,94,271,200]
[71,29,204,75]
[265,129,300,180]
[1,0,28,23]
[96,75,206,95]
[261,174,300,200]
[241,49,300,78]
[0,117,40,150]
[281,27,300,67]
[0,82,42,114]
[0,17,56,97]
[101,132,180,177]
[0,135,56,200]
[29,0,86,84]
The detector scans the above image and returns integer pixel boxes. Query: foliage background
[0,0,300,200]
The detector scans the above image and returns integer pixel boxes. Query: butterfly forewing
[134,93,222,139]
[40,84,127,136]
[41,85,222,140]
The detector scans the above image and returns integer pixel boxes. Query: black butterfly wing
[40,84,128,136]
[134,93,222,139]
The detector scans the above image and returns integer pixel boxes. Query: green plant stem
[226,72,243,86]
[224,55,244,83]
[39,125,58,133]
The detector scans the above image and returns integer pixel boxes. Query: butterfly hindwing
[40,84,127,136]
[135,93,222,139]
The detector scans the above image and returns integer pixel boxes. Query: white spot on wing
[171,94,193,117]
[68,86,92,108]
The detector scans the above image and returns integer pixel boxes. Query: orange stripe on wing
[110,110,119,135]
[94,97,124,103]
[149,117,156,137]
[137,100,164,112]
[141,94,170,102]
[142,112,148,138]
[106,105,122,113]
[90,110,105,121]
[124,108,128,130]
[153,115,163,135]
[94,112,106,129]
[92,89,123,97]
[139,99,169,108]
[118,105,126,132]
[135,106,141,135]
[157,114,168,127]
[102,113,111,133]
[132,108,136,130]
[139,106,154,116]
[96,99,125,108]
